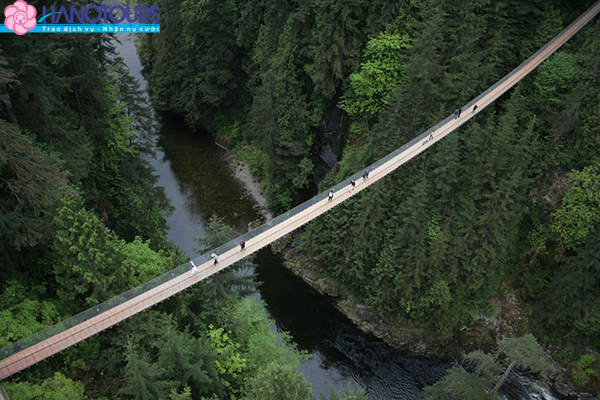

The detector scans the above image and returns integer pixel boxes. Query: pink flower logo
[4,0,37,35]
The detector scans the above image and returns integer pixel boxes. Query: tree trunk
[490,360,517,396]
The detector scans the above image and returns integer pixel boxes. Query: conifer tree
[53,194,131,308]
[120,349,170,400]
[158,329,223,398]
[0,121,68,259]
[305,0,365,99]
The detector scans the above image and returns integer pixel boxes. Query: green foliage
[122,236,170,286]
[99,76,137,172]
[529,161,600,260]
[572,354,598,387]
[549,163,600,251]
[0,121,68,254]
[304,0,365,100]
[308,97,533,334]
[139,0,245,126]
[158,329,223,398]
[217,299,306,373]
[242,362,313,400]
[165,387,193,400]
[232,142,267,179]
[0,281,62,348]
[120,349,171,400]
[497,334,553,377]
[319,382,368,400]
[3,372,89,400]
[207,324,247,398]
[53,194,130,308]
[53,193,175,309]
[533,51,578,105]
[340,32,411,116]
[544,227,600,340]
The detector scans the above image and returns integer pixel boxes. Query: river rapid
[111,28,562,400]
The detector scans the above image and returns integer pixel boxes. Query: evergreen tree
[120,349,171,400]
[53,194,131,308]
[0,121,68,264]
[305,0,365,100]
[158,329,223,398]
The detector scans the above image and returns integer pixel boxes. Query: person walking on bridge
[328,190,334,202]
[211,253,218,265]
[190,261,199,276]
[363,170,369,180]
[350,179,356,191]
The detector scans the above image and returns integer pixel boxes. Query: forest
[138,0,600,396]
[1,0,599,398]
[0,1,365,398]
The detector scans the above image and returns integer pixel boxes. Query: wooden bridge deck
[1,0,599,380]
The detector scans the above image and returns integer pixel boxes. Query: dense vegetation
[0,1,370,399]
[138,0,600,394]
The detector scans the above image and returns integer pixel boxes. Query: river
[111,29,561,400]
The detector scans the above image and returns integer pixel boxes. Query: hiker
[328,190,334,202]
[363,170,369,180]
[240,241,245,251]
[350,179,356,191]
[211,253,218,265]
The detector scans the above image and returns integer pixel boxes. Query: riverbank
[222,149,274,223]
[270,231,599,400]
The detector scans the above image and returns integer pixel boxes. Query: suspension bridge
[1,0,599,380]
